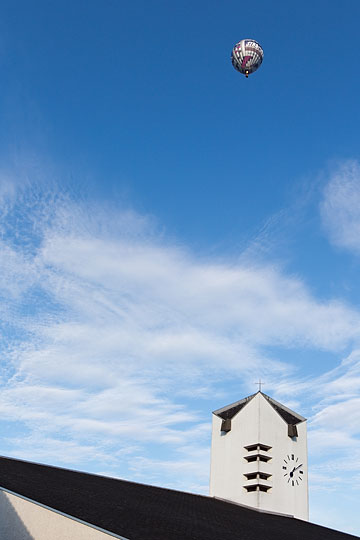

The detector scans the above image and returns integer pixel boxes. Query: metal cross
[255,379,264,392]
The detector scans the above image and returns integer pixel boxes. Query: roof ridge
[213,392,306,425]
[212,392,257,420]
[260,392,307,425]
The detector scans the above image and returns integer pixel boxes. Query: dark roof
[0,456,357,540]
[262,393,306,425]
[213,393,257,419]
[213,392,305,425]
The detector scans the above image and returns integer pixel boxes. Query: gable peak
[213,391,306,425]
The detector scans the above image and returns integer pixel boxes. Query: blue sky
[0,0,360,535]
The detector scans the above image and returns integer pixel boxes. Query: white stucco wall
[0,488,127,540]
[209,393,309,521]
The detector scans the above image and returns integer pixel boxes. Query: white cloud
[267,348,360,499]
[0,179,360,506]
[128,444,211,493]
[320,160,360,253]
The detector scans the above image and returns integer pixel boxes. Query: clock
[282,453,304,487]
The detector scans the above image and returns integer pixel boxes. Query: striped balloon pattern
[231,39,264,76]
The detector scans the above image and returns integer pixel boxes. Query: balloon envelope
[231,39,264,76]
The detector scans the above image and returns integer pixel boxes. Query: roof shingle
[0,456,357,540]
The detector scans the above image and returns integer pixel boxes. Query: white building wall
[210,393,309,521]
[0,488,126,540]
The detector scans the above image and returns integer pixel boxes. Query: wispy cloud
[320,159,360,254]
[269,348,360,496]
[0,176,360,499]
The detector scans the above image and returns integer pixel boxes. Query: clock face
[282,454,304,487]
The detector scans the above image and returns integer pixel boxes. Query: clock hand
[289,463,303,477]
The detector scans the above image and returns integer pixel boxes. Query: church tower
[209,391,309,520]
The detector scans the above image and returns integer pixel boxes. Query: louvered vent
[243,443,272,493]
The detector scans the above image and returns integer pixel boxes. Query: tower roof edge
[259,392,307,424]
[212,391,306,424]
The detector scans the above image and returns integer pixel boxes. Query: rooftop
[0,455,356,540]
[213,391,306,425]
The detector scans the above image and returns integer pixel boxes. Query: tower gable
[213,392,306,433]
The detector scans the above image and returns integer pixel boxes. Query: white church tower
[210,391,309,520]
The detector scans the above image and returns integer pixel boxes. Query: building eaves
[212,392,257,420]
[261,392,306,425]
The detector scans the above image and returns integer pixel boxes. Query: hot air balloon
[231,39,264,78]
